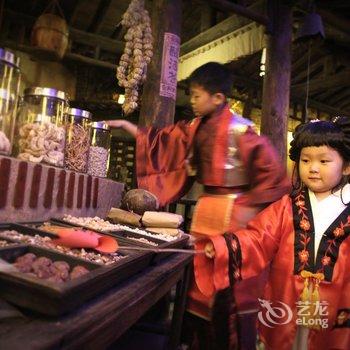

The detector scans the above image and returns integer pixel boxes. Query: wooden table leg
[166,262,192,350]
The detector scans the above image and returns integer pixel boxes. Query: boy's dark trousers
[181,311,257,350]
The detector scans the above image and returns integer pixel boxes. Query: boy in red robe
[106,62,290,349]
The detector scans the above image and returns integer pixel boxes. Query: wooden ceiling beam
[179,70,349,116]
[291,71,350,95]
[87,0,112,33]
[338,98,350,111]
[312,88,340,102]
[3,9,124,54]
[180,0,264,56]
[328,89,350,106]
[291,58,325,84]
[0,39,117,70]
[200,2,215,32]
[317,7,350,37]
[67,0,86,25]
[209,0,269,26]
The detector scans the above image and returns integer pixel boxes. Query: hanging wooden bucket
[31,13,69,59]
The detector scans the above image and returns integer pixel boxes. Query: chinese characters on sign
[160,32,180,100]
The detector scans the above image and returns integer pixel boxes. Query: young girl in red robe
[202,117,350,349]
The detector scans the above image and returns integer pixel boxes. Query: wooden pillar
[242,89,254,120]
[139,0,182,128]
[261,0,292,165]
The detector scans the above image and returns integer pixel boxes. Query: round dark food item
[50,261,70,281]
[13,253,37,272]
[121,189,159,215]
[70,265,89,279]
[32,256,53,279]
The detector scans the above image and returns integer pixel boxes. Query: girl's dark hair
[289,116,350,197]
[188,62,233,97]
[289,117,350,162]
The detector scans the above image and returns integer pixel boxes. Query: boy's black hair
[188,62,233,97]
[289,117,350,196]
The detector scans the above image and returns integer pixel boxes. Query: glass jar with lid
[16,87,68,167]
[65,108,92,173]
[0,48,21,156]
[87,122,111,178]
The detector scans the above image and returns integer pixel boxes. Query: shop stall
[0,45,191,349]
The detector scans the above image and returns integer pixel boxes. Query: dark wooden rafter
[111,23,124,39]
[67,0,86,25]
[329,89,350,106]
[291,70,350,95]
[88,0,112,33]
[317,7,350,37]
[199,2,215,32]
[177,69,349,117]
[338,98,350,111]
[209,0,269,26]
[291,44,323,76]
[291,57,325,84]
[1,39,117,69]
[2,9,124,54]
[180,0,264,56]
[0,0,4,32]
[312,88,341,102]
[316,0,350,8]
[322,54,336,77]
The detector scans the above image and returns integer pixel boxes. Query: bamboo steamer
[31,13,69,59]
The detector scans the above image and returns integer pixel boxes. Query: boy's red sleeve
[136,119,201,206]
[234,129,291,208]
[194,195,288,292]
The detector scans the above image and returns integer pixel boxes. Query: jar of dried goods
[88,122,110,178]
[65,108,91,173]
[16,87,68,167]
[0,48,21,156]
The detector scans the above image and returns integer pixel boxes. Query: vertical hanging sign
[160,32,180,100]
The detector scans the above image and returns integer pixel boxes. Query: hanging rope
[305,41,311,121]
[42,0,66,19]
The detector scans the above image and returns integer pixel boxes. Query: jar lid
[32,114,52,123]
[24,87,68,101]
[0,48,20,68]
[67,108,92,119]
[91,121,110,130]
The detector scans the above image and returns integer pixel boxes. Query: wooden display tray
[50,218,190,263]
[0,224,153,316]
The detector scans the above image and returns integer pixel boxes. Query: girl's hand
[204,242,215,259]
